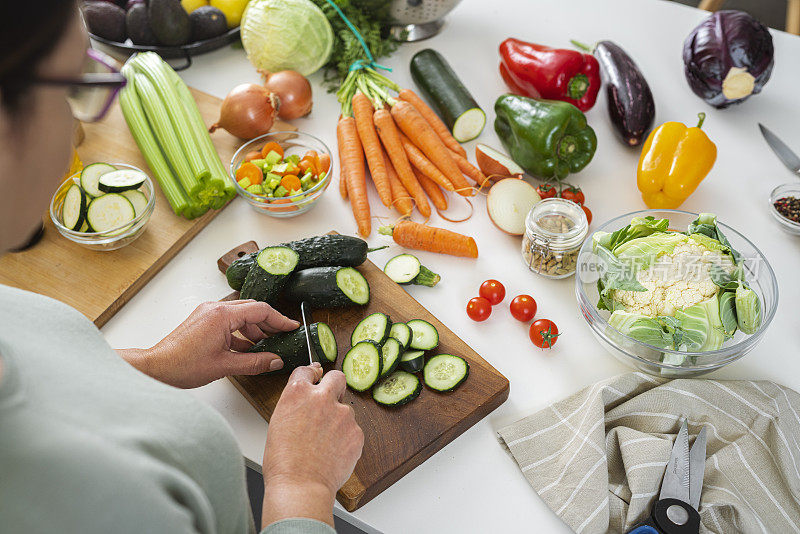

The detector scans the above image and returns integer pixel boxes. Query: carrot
[398,88,466,157]
[446,148,489,188]
[390,101,469,197]
[352,92,391,207]
[266,198,298,213]
[338,115,370,236]
[414,168,447,211]
[373,108,431,218]
[378,220,478,258]
[236,162,263,185]
[336,118,349,200]
[261,141,284,159]
[383,149,413,216]
[244,151,262,162]
[398,132,454,192]
[280,174,301,191]
[319,153,331,174]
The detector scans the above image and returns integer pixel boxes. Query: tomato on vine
[536,183,557,199]
[561,185,585,205]
[581,205,592,225]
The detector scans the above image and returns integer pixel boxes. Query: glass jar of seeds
[521,198,588,279]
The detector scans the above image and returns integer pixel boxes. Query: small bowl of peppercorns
[769,183,800,235]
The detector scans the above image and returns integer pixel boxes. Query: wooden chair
[698,0,800,35]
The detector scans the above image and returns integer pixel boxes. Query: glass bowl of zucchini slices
[50,162,155,251]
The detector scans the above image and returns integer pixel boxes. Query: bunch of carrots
[335,68,485,258]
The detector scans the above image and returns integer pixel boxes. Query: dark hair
[0,0,78,110]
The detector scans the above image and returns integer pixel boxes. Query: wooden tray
[0,87,293,327]
[218,240,510,511]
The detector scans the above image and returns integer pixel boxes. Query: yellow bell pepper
[637,113,717,209]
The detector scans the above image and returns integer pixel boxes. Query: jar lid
[525,198,588,248]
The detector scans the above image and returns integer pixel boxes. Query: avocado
[190,6,229,42]
[126,4,158,46]
[82,1,127,43]
[148,0,191,47]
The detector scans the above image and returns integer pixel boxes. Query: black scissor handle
[652,498,701,534]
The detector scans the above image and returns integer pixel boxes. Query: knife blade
[689,425,707,510]
[299,300,319,366]
[759,123,800,174]
[660,419,691,504]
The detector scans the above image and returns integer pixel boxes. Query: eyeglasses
[31,49,126,122]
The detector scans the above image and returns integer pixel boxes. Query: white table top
[101,0,800,531]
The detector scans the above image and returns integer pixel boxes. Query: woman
[0,3,363,533]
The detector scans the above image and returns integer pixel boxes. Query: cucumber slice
[351,312,391,346]
[98,169,147,193]
[379,338,402,378]
[121,190,148,217]
[410,49,486,142]
[314,322,338,363]
[79,163,116,197]
[389,323,412,350]
[399,350,425,373]
[342,341,382,392]
[423,354,469,392]
[337,267,370,305]
[372,371,422,407]
[62,184,88,231]
[78,220,91,233]
[86,194,136,232]
[407,319,439,351]
[384,254,420,284]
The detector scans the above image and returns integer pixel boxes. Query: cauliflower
[611,242,734,317]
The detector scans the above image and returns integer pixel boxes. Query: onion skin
[260,69,313,120]
[209,83,279,139]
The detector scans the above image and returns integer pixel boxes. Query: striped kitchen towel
[497,372,800,533]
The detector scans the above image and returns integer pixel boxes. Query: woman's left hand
[119,300,299,388]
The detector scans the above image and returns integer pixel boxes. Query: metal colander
[383,0,463,41]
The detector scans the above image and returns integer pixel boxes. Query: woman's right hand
[261,364,364,529]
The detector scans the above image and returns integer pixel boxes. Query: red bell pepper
[499,38,601,112]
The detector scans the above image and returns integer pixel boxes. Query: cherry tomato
[581,205,592,225]
[561,185,585,205]
[536,183,557,199]
[529,319,559,349]
[509,295,537,322]
[467,297,492,321]
[479,279,506,305]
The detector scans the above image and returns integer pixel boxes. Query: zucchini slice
[399,350,425,373]
[342,341,382,392]
[80,162,116,197]
[410,49,486,143]
[284,266,370,308]
[351,312,391,346]
[250,322,336,373]
[423,354,469,392]
[384,254,420,284]
[120,189,148,216]
[86,193,136,232]
[240,246,299,304]
[407,319,439,351]
[62,184,88,231]
[389,322,412,350]
[379,338,402,378]
[98,169,147,193]
[372,371,422,407]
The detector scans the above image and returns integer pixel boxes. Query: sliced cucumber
[62,184,88,231]
[98,169,147,193]
[423,354,469,392]
[86,193,136,232]
[399,350,425,373]
[372,371,422,407]
[351,312,391,346]
[78,220,92,233]
[379,338,402,378]
[389,322,412,350]
[342,341,382,392]
[384,254,420,284]
[407,319,439,351]
[121,189,148,217]
[80,162,116,197]
[314,322,338,363]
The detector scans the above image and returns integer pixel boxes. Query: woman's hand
[119,300,299,388]
[261,365,364,528]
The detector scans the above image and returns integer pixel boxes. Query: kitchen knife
[300,300,319,366]
[759,123,800,175]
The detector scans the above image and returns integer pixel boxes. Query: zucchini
[62,184,88,231]
[379,337,402,378]
[250,322,337,373]
[240,246,299,304]
[342,341,382,392]
[410,49,486,143]
[283,235,382,270]
[283,266,369,308]
[407,319,439,351]
[389,322,412,350]
[351,312,391,346]
[384,254,440,287]
[98,169,147,193]
[86,193,136,232]
[80,162,116,197]
[399,350,425,373]
[372,371,422,407]
[423,354,469,392]
[226,251,258,291]
[120,189,148,216]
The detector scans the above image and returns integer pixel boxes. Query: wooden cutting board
[0,87,293,327]
[218,240,510,511]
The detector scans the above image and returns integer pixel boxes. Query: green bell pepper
[494,94,597,180]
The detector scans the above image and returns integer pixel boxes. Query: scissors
[627,420,707,534]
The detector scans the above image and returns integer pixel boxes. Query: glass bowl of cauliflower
[575,210,778,377]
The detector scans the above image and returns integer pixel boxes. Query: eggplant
[683,10,774,109]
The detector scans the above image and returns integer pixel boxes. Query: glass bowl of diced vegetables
[230,131,332,217]
[50,162,155,251]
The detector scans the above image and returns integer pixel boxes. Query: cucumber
[407,319,439,351]
[384,254,440,287]
[86,193,136,232]
[80,162,116,197]
[250,322,337,373]
[399,350,425,373]
[226,251,258,291]
[283,235,380,270]
[98,169,147,193]
[120,189,148,216]
[283,266,369,308]
[423,354,469,392]
[62,184,88,231]
[389,322,412,350]
[351,312,391,346]
[342,341,382,392]
[379,338,402,378]
[372,371,422,407]
[410,49,486,143]
[240,246,299,304]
